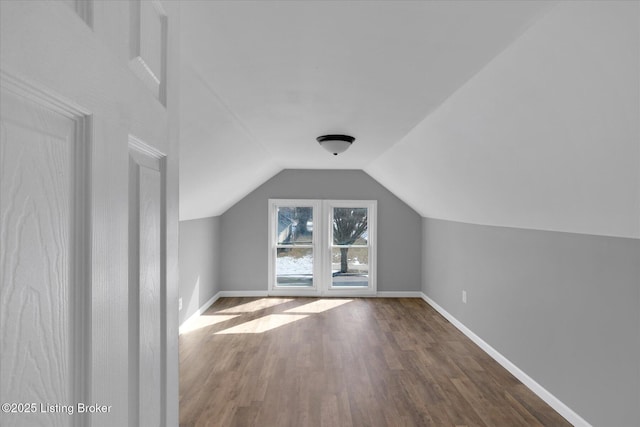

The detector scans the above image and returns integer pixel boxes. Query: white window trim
[323,200,377,297]
[268,199,322,296]
[268,199,377,297]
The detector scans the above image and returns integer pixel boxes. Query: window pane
[277,207,313,245]
[331,247,368,288]
[276,247,313,287]
[333,207,368,245]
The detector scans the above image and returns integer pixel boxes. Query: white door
[0,2,179,427]
[268,199,377,297]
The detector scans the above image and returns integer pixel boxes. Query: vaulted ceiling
[179,0,639,239]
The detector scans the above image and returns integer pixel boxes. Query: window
[274,203,318,288]
[268,199,377,296]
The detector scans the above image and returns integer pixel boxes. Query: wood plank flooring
[179,297,571,427]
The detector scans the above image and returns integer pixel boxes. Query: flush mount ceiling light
[317,134,355,156]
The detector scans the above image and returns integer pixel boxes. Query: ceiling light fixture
[317,134,355,156]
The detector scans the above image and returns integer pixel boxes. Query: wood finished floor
[179,297,571,427]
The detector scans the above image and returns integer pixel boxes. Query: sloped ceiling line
[189,64,275,162]
[366,0,640,239]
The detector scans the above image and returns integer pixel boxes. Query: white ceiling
[179,0,555,220]
[366,0,640,238]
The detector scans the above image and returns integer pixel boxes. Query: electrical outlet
[462,290,467,304]
[179,298,183,311]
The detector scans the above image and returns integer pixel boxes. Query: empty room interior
[0,1,639,427]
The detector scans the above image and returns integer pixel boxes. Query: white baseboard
[209,290,421,299]
[420,293,590,427]
[218,290,269,297]
[178,292,221,334]
[376,291,422,298]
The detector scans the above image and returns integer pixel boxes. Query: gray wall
[179,216,221,324]
[220,169,422,292]
[422,217,640,426]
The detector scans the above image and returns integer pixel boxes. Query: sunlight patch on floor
[215,298,294,314]
[214,314,308,334]
[284,299,353,314]
[181,314,240,334]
